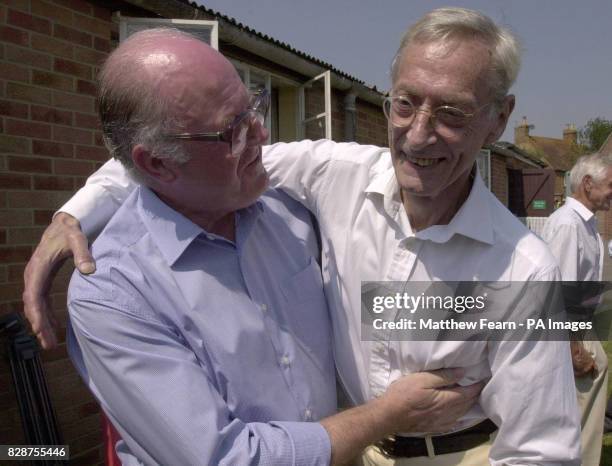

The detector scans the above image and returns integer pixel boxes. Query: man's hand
[570,340,597,378]
[321,368,483,465]
[23,212,95,349]
[378,368,483,434]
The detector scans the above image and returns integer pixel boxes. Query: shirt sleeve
[68,298,331,466]
[482,266,581,466]
[58,158,136,238]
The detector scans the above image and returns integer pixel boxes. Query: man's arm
[70,296,482,466]
[23,158,135,348]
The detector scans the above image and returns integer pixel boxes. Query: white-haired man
[542,152,612,466]
[24,8,580,466]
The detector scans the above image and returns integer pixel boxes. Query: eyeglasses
[165,88,270,158]
[382,95,490,130]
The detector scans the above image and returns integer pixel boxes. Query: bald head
[98,28,242,178]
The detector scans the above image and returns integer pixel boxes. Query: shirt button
[280,355,290,367]
[260,303,268,312]
[304,408,313,421]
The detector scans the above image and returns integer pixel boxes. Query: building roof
[516,135,581,171]
[487,141,547,167]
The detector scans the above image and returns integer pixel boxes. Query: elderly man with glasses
[59,27,480,466]
[24,7,580,466]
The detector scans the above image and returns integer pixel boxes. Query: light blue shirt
[67,185,336,466]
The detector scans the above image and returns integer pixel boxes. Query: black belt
[376,419,497,458]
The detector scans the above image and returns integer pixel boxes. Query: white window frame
[476,149,491,189]
[118,16,218,49]
[298,70,332,140]
[230,60,273,144]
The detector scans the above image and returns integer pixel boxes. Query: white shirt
[61,140,580,465]
[541,196,604,281]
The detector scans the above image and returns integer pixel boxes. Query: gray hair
[98,28,196,183]
[569,152,612,193]
[390,7,522,103]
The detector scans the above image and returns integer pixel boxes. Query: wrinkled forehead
[392,38,494,101]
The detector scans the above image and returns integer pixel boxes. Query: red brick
[7,9,52,35]
[31,104,73,125]
[93,130,103,146]
[33,209,53,225]
[6,82,52,105]
[33,174,74,190]
[0,25,28,46]
[0,231,6,245]
[7,263,25,281]
[0,5,6,24]
[53,24,92,48]
[73,46,105,66]
[54,158,93,175]
[0,209,31,227]
[92,5,111,22]
[0,245,31,263]
[3,0,30,12]
[6,118,52,139]
[53,124,91,144]
[7,190,70,208]
[53,90,93,112]
[8,155,52,173]
[0,134,29,154]
[93,36,110,53]
[31,33,74,59]
[31,0,73,26]
[75,144,107,162]
[0,282,24,300]
[7,226,45,245]
[32,138,73,157]
[0,99,28,119]
[76,79,96,96]
[0,173,30,189]
[32,69,74,92]
[54,57,91,80]
[52,0,92,15]
[0,62,29,83]
[72,13,108,38]
[73,112,98,129]
[5,44,52,70]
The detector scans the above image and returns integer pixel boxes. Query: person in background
[541,152,612,466]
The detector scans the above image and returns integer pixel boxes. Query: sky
[195,0,612,143]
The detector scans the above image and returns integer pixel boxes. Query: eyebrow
[392,86,476,109]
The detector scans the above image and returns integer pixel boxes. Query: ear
[132,144,178,183]
[484,94,515,145]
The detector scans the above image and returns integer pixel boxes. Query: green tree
[578,117,612,152]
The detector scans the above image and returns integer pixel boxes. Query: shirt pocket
[281,257,325,304]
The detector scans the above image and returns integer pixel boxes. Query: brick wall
[355,99,387,147]
[490,154,508,206]
[0,0,112,464]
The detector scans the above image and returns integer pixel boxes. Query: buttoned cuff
[57,184,119,238]
[272,421,331,466]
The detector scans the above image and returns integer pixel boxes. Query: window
[118,17,218,49]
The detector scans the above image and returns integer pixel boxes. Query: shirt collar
[137,186,205,266]
[365,166,495,245]
[565,196,595,223]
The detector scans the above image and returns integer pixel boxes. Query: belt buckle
[424,435,436,458]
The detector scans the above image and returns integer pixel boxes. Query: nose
[402,109,437,152]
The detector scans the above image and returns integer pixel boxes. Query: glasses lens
[384,96,416,127]
[434,107,470,128]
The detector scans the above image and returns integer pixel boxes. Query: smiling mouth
[405,156,442,168]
